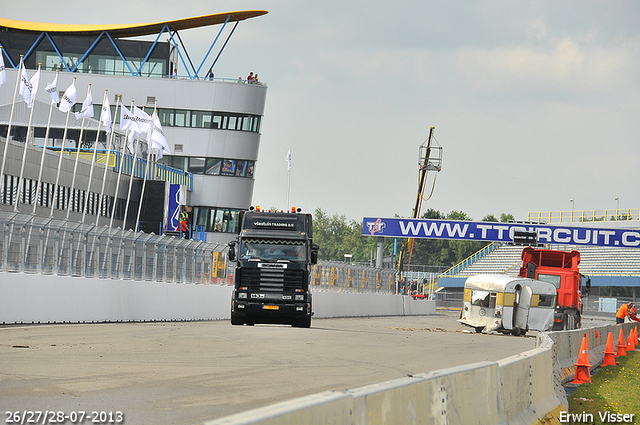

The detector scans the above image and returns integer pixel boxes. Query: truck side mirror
[585,278,591,295]
[310,244,319,265]
[228,241,236,261]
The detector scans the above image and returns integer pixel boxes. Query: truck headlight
[238,292,248,299]
[295,294,305,301]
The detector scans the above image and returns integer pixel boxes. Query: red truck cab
[518,247,590,330]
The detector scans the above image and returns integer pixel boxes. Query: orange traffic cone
[627,334,635,352]
[570,333,592,384]
[634,326,639,345]
[602,332,616,366]
[616,328,627,357]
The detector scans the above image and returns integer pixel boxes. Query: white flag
[0,52,6,88]
[134,106,153,134]
[285,149,292,170]
[75,89,93,119]
[150,112,170,157]
[20,66,40,108]
[59,80,77,112]
[127,130,138,156]
[120,104,144,132]
[100,96,112,133]
[45,74,59,103]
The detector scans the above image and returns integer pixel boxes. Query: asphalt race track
[1,312,537,425]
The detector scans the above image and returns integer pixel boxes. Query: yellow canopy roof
[0,10,268,38]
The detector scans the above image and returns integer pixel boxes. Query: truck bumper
[232,300,312,325]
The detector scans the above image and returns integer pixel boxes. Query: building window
[188,157,205,174]
[193,206,243,233]
[174,110,191,127]
[191,111,212,128]
[221,159,236,176]
[205,158,222,175]
[159,156,254,178]
[159,109,174,126]
[235,160,247,177]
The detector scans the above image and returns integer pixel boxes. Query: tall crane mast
[398,127,442,285]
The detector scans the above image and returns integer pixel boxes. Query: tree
[482,214,499,222]
[500,213,514,222]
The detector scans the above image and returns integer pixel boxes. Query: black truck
[228,208,319,327]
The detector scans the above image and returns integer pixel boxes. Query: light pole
[570,199,574,222]
[615,197,619,220]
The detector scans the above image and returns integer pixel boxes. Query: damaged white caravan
[459,274,556,336]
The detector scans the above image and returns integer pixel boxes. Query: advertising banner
[167,184,184,231]
[362,217,640,248]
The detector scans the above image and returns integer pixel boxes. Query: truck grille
[240,268,304,291]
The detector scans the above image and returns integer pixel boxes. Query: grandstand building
[0,11,267,245]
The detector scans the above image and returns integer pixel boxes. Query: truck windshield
[240,240,306,262]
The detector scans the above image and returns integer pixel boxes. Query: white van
[459,274,556,336]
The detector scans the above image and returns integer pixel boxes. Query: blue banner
[167,184,182,231]
[362,217,640,248]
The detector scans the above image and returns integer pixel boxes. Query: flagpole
[286,147,291,210]
[82,89,107,223]
[0,56,24,197]
[14,63,42,212]
[66,83,91,220]
[51,77,77,217]
[97,95,120,226]
[135,103,157,232]
[122,130,139,231]
[109,101,134,228]
[33,71,59,215]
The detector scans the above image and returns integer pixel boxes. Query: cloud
[454,36,639,102]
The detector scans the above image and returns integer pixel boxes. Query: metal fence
[312,261,396,294]
[0,212,225,284]
[0,212,399,294]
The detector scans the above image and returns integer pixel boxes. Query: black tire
[475,327,484,334]
[561,313,568,331]
[512,327,521,336]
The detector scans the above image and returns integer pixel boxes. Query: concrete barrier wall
[205,324,639,425]
[544,323,638,385]
[0,274,234,323]
[0,272,434,324]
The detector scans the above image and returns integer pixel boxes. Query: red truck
[518,247,591,330]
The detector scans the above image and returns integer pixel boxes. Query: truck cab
[228,208,319,327]
[518,247,590,330]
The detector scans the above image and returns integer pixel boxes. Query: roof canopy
[0,10,268,38]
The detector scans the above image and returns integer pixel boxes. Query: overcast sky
[5,1,640,222]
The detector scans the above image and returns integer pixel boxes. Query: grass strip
[568,350,639,424]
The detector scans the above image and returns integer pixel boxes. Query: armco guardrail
[204,323,639,425]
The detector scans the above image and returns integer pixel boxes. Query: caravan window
[471,290,495,308]
[538,294,556,307]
